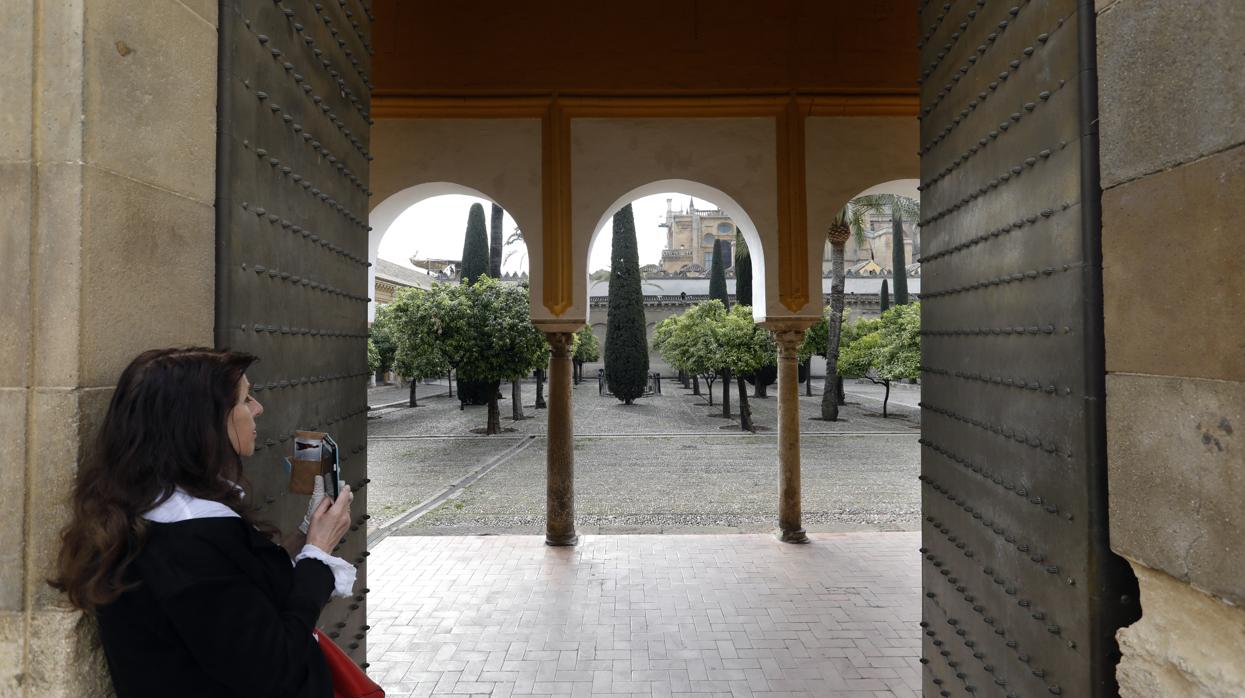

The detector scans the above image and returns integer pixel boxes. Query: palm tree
[821,204,864,420]
[503,226,527,269]
[820,193,918,421]
[854,194,920,305]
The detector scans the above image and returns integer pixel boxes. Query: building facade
[657,198,738,275]
[654,197,918,279]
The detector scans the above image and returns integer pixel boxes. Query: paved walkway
[367,533,921,698]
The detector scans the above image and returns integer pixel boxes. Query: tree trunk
[693,374,700,395]
[511,380,525,420]
[837,375,846,405]
[535,368,547,408]
[721,369,731,417]
[802,360,811,397]
[486,382,502,434]
[737,375,753,432]
[447,371,454,398]
[409,380,418,407]
[703,376,714,406]
[821,241,846,420]
[882,380,891,418]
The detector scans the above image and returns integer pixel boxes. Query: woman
[51,347,356,697]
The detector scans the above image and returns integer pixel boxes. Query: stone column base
[777,528,810,544]
[1116,560,1245,697]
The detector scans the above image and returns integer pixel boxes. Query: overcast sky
[377,192,721,273]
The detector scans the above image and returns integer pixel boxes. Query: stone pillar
[544,332,577,546]
[2,1,218,694]
[1097,1,1245,693]
[774,330,809,544]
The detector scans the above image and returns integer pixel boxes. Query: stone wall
[1098,1,1245,695]
[0,0,217,694]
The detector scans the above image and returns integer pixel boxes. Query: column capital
[545,331,575,357]
[768,328,808,357]
[762,317,816,335]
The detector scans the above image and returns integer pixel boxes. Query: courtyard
[365,378,923,696]
[365,379,921,538]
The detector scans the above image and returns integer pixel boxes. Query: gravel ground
[366,378,920,537]
[367,377,920,438]
[402,432,919,535]
[365,436,525,526]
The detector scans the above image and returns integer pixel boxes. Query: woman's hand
[304,484,353,552]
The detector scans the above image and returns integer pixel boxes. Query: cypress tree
[709,239,730,309]
[734,232,773,396]
[460,203,489,286]
[891,207,909,305]
[734,231,753,308]
[880,278,890,312]
[458,203,493,404]
[604,204,650,404]
[488,203,504,279]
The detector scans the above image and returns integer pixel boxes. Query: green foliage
[653,300,727,378]
[734,232,753,308]
[604,204,650,403]
[880,278,890,312]
[447,278,547,383]
[460,203,490,285]
[574,326,600,363]
[369,309,399,375]
[837,316,885,379]
[367,337,380,374]
[709,239,729,308]
[651,314,678,360]
[874,302,920,380]
[386,287,453,381]
[850,193,920,224]
[715,305,776,376]
[837,303,920,381]
[799,307,851,362]
[655,301,723,378]
[799,316,826,364]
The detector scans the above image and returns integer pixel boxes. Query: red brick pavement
[366,533,921,697]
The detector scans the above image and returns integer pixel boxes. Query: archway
[819,178,921,307]
[368,182,531,321]
[585,179,768,322]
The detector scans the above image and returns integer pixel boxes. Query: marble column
[775,330,809,543]
[544,332,578,546]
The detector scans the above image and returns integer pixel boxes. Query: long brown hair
[51,347,261,611]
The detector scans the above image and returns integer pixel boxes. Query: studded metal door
[215,0,375,666]
[917,1,1138,696]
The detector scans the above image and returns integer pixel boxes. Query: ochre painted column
[775,330,809,543]
[544,332,577,546]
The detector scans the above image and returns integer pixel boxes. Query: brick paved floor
[367,533,921,697]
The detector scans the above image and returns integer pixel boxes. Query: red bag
[314,629,385,698]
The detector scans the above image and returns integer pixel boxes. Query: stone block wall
[1098,0,1245,695]
[0,0,217,694]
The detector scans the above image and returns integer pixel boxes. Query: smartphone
[321,433,340,500]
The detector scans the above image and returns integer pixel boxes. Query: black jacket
[97,517,336,697]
